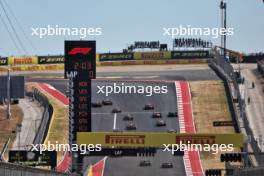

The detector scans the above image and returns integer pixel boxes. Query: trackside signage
[171,50,209,59]
[8,56,38,65]
[38,56,64,64]
[9,150,57,169]
[64,40,96,145]
[0,57,8,66]
[105,134,145,145]
[213,121,235,127]
[77,132,244,148]
[99,53,134,61]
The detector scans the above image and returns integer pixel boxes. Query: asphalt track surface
[25,68,219,93]
[23,68,218,82]
[25,69,220,176]
[87,81,184,176]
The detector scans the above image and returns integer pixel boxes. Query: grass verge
[0,104,23,159]
[190,80,237,171]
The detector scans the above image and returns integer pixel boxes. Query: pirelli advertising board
[65,41,96,144]
[0,57,8,66]
[134,51,171,60]
[77,132,244,148]
[171,50,209,59]
[8,56,38,65]
[99,53,134,61]
[38,56,64,64]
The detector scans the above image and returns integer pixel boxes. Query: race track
[25,67,219,175]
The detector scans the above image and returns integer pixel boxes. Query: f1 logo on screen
[68,47,92,55]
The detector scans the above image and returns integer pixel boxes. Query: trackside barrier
[0,59,208,72]
[0,162,78,176]
[134,51,171,60]
[0,64,64,72]
[8,56,38,65]
[209,49,264,168]
[29,88,53,145]
[39,84,71,172]
[100,59,208,66]
[27,84,71,173]
[1,51,211,65]
[226,162,264,176]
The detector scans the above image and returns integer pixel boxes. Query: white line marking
[113,113,117,130]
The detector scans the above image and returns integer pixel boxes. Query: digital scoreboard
[64,41,96,145]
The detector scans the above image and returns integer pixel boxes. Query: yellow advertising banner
[8,56,38,65]
[134,51,171,60]
[77,132,244,148]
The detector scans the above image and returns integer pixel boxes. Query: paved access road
[234,64,264,151]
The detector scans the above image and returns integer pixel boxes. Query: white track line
[113,113,117,130]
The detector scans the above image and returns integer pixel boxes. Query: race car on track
[112,108,122,113]
[167,112,178,117]
[102,99,113,105]
[161,162,173,168]
[152,112,162,118]
[126,123,137,130]
[139,160,151,167]
[123,114,134,121]
[144,104,154,110]
[91,102,102,108]
[167,129,177,133]
[156,120,166,126]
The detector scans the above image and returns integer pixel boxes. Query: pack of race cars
[92,99,178,131]
[92,99,176,169]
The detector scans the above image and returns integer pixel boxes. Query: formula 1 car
[144,104,154,110]
[91,102,102,108]
[139,160,151,167]
[112,108,122,113]
[152,112,162,118]
[167,112,178,118]
[156,120,166,127]
[167,129,177,133]
[161,162,173,168]
[102,99,113,105]
[126,123,137,130]
[123,114,134,121]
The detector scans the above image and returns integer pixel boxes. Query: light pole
[7,68,11,119]
[220,0,227,61]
